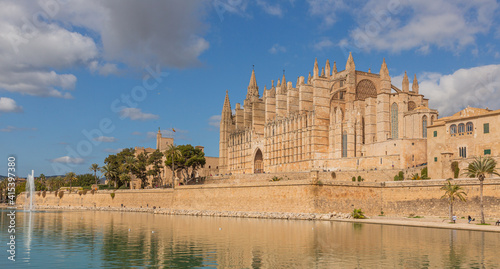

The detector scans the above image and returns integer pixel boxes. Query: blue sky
[1,0,499,177]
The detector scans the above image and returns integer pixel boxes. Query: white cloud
[0,97,23,113]
[208,115,221,127]
[50,156,85,164]
[269,44,286,54]
[256,0,283,17]
[93,136,116,142]
[119,108,159,121]
[131,131,142,136]
[307,0,347,27]
[418,64,500,116]
[0,1,211,98]
[0,125,36,132]
[313,39,334,51]
[342,0,498,53]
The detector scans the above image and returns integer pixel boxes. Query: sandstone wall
[18,178,500,219]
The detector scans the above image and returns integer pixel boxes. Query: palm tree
[89,163,100,186]
[65,172,76,191]
[440,181,467,222]
[165,144,182,189]
[462,157,500,224]
[101,164,117,188]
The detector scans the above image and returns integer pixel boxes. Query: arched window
[458,123,465,135]
[342,131,347,158]
[391,103,398,139]
[422,115,428,138]
[466,122,473,134]
[356,79,377,100]
[450,124,457,136]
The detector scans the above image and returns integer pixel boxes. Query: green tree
[440,181,467,222]
[175,144,206,185]
[462,157,500,224]
[65,172,76,190]
[89,163,100,185]
[103,148,135,188]
[131,152,149,189]
[165,144,182,188]
[148,149,164,187]
[75,174,95,187]
[101,164,117,188]
[39,173,46,190]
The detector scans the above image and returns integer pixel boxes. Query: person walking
[468,215,472,224]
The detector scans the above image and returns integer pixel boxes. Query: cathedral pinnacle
[247,68,259,99]
[281,70,287,93]
[346,52,355,72]
[412,74,419,94]
[402,71,409,92]
[313,58,319,78]
[325,59,331,77]
[380,58,389,80]
[332,61,337,74]
[223,90,231,112]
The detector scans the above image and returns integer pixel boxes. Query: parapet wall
[18,178,500,219]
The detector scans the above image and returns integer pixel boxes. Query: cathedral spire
[325,59,331,78]
[332,61,337,74]
[247,68,259,99]
[313,58,319,79]
[346,52,355,72]
[223,90,231,113]
[402,71,409,92]
[412,74,419,94]
[307,72,311,84]
[280,70,287,93]
[380,58,389,81]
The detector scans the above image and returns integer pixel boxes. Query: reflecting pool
[1,209,499,268]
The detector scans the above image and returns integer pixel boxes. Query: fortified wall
[18,178,500,219]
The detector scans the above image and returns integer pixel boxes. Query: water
[25,170,35,211]
[1,209,500,268]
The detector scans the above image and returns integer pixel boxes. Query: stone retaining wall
[18,178,500,219]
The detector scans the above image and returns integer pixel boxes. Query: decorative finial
[252,64,254,70]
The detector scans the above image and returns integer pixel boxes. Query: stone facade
[219,53,438,175]
[427,107,500,179]
[130,129,219,189]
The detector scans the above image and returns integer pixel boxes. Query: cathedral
[219,53,438,175]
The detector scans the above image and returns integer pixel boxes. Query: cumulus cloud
[269,44,286,54]
[0,1,210,98]
[93,136,116,143]
[0,97,23,113]
[417,65,500,116]
[119,108,159,121]
[50,156,85,164]
[208,115,221,127]
[307,0,347,27]
[340,0,498,53]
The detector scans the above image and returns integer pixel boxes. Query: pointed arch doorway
[254,149,264,174]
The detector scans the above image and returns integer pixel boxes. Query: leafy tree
[104,148,135,188]
[147,149,164,187]
[75,174,95,187]
[89,163,100,185]
[65,172,76,190]
[440,181,467,222]
[165,144,182,188]
[462,157,500,224]
[39,173,46,190]
[131,152,149,189]
[101,164,117,188]
[173,145,206,185]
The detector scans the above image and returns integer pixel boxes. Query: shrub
[78,190,83,196]
[394,171,404,181]
[82,190,87,195]
[411,173,421,180]
[271,176,282,181]
[37,191,41,196]
[357,176,364,182]
[110,193,115,199]
[352,176,356,182]
[42,190,46,198]
[421,167,429,179]
[91,189,95,195]
[119,185,128,189]
[331,172,336,179]
[54,191,58,197]
[58,191,64,199]
[352,208,366,219]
